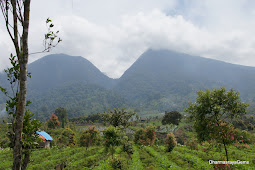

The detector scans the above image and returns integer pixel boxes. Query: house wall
[45,141,50,149]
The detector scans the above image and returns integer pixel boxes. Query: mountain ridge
[1,49,255,119]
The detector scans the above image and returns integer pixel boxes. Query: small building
[140,118,147,122]
[36,131,53,148]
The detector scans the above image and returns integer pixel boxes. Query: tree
[58,128,76,147]
[185,87,248,161]
[80,126,100,149]
[134,125,156,146]
[165,133,177,152]
[0,1,60,169]
[102,108,135,129]
[162,111,182,126]
[54,107,68,128]
[0,55,41,170]
[103,126,124,159]
[47,114,60,129]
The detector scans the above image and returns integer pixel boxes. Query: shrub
[174,128,186,145]
[103,126,124,158]
[110,155,122,169]
[234,129,253,144]
[184,138,198,150]
[47,114,60,129]
[134,125,156,146]
[58,128,76,147]
[165,133,177,152]
[80,126,100,148]
[122,141,133,157]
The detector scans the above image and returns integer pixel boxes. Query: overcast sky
[1,0,255,78]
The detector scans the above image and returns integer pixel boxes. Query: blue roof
[36,131,53,141]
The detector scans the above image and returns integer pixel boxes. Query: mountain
[0,54,126,120]
[2,50,255,119]
[28,83,128,121]
[115,49,255,112]
[25,54,125,119]
[27,54,115,91]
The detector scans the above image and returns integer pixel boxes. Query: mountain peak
[28,54,113,91]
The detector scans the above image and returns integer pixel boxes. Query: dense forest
[2,49,255,121]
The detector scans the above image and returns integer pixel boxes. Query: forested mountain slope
[1,50,255,119]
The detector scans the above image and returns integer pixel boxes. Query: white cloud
[1,0,255,78]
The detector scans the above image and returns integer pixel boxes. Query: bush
[184,138,198,150]
[80,126,100,148]
[103,126,124,158]
[58,128,76,147]
[122,141,133,156]
[174,128,186,145]
[165,133,177,152]
[134,125,156,146]
[110,155,122,169]
[234,129,253,144]
[0,137,10,148]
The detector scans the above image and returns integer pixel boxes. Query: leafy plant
[58,128,76,147]
[186,87,248,161]
[80,126,100,149]
[184,138,198,150]
[165,133,177,152]
[134,125,156,146]
[103,126,124,158]
[102,108,135,129]
[47,114,60,129]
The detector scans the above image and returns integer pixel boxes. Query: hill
[115,49,255,112]
[28,83,128,121]
[27,53,115,91]
[2,50,255,119]
[25,54,125,120]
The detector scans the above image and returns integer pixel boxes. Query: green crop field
[1,144,254,170]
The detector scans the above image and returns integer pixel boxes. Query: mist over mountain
[1,49,255,119]
[27,54,116,91]
[115,49,255,112]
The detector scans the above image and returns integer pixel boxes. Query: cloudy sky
[1,0,255,78]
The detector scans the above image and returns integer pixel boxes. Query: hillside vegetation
[2,49,255,119]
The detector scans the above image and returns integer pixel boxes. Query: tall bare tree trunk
[12,0,31,169]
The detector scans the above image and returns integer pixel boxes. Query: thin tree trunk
[21,150,30,170]
[13,0,31,170]
[223,139,229,162]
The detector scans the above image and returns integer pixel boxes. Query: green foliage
[28,83,128,121]
[144,146,181,169]
[22,111,42,149]
[234,129,254,144]
[110,155,122,169]
[80,126,100,148]
[184,138,198,150]
[162,111,182,125]
[103,126,124,158]
[232,115,255,131]
[122,140,133,156]
[58,128,76,147]
[208,121,236,145]
[186,87,248,161]
[186,87,248,142]
[129,146,143,170]
[103,108,135,129]
[0,144,255,169]
[0,54,41,151]
[47,114,60,129]
[54,107,68,128]
[43,18,62,52]
[165,133,177,152]
[174,128,187,145]
[69,113,103,124]
[134,125,156,146]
